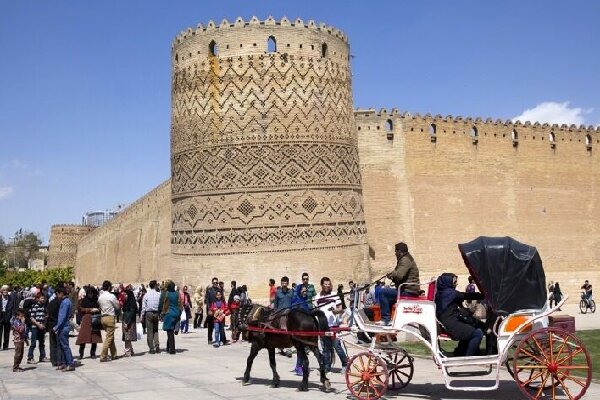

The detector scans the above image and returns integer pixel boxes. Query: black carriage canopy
[458,236,547,315]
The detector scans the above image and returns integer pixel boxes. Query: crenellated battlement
[354,108,599,151]
[171,16,349,64]
[172,16,348,46]
[355,108,599,132]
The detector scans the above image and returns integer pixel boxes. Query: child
[209,290,229,347]
[11,309,28,372]
[229,295,241,342]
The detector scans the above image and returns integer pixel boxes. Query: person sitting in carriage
[377,242,420,326]
[435,273,487,357]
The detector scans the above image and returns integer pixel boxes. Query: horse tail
[311,309,329,333]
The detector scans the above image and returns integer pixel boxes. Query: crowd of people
[0,271,355,375]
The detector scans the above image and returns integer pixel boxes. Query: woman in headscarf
[159,280,182,354]
[435,273,485,357]
[75,286,103,359]
[121,285,138,357]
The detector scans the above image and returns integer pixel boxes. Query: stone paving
[0,301,598,399]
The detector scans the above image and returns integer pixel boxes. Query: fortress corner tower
[169,17,370,285]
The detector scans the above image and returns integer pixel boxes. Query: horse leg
[310,343,331,391]
[268,346,280,388]
[296,343,309,392]
[243,341,260,384]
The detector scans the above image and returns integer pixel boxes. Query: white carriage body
[349,281,564,392]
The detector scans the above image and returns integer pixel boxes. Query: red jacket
[209,300,230,323]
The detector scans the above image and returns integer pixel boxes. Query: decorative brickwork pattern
[170,19,366,255]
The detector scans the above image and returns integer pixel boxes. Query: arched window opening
[267,36,277,53]
[385,119,393,140]
[586,134,592,150]
[175,53,179,63]
[512,129,519,147]
[209,40,218,56]
[385,119,393,131]
[471,126,478,145]
[429,123,437,143]
[321,43,328,58]
[549,132,556,149]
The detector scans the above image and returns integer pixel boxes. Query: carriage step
[447,365,492,377]
[440,354,498,367]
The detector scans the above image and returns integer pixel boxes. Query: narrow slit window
[209,40,218,56]
[321,43,328,57]
[267,36,277,53]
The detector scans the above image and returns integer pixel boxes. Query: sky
[1,1,599,244]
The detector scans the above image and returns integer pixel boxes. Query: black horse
[237,304,332,392]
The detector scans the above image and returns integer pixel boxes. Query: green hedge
[0,266,74,288]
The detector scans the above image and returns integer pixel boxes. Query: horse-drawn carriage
[238,237,592,400]
[344,236,592,400]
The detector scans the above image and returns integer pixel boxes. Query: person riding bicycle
[581,280,593,302]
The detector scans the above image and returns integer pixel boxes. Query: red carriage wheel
[513,327,591,400]
[385,349,414,390]
[345,351,388,400]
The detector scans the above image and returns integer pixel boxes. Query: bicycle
[579,292,596,314]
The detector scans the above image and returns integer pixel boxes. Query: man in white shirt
[141,280,161,354]
[313,277,348,372]
[97,280,121,362]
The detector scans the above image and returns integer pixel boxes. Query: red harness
[246,325,350,338]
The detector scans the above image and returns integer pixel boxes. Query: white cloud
[512,101,591,125]
[0,186,13,199]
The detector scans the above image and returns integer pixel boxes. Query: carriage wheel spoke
[556,371,588,388]
[358,355,366,370]
[556,374,575,400]
[531,336,550,363]
[556,346,583,365]
[519,347,546,365]
[534,371,550,397]
[520,369,545,386]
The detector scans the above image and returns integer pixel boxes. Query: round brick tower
[170,17,369,286]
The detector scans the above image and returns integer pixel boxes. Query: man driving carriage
[377,242,420,326]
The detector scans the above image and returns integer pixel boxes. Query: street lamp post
[8,236,16,268]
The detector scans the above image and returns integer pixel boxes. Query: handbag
[91,313,103,331]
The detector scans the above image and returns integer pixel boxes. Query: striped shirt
[141,289,161,315]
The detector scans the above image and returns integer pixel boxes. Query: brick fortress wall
[73,180,172,285]
[356,108,599,297]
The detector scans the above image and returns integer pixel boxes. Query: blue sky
[1,1,599,243]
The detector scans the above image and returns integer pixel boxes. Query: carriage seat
[398,281,436,301]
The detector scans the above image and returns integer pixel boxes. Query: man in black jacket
[1,285,17,350]
[46,289,64,367]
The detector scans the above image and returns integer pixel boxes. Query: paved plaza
[1,302,598,399]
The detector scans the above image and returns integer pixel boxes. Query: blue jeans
[58,326,74,366]
[180,319,189,333]
[379,288,418,322]
[466,328,483,357]
[321,336,348,371]
[27,326,46,360]
[214,322,222,346]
